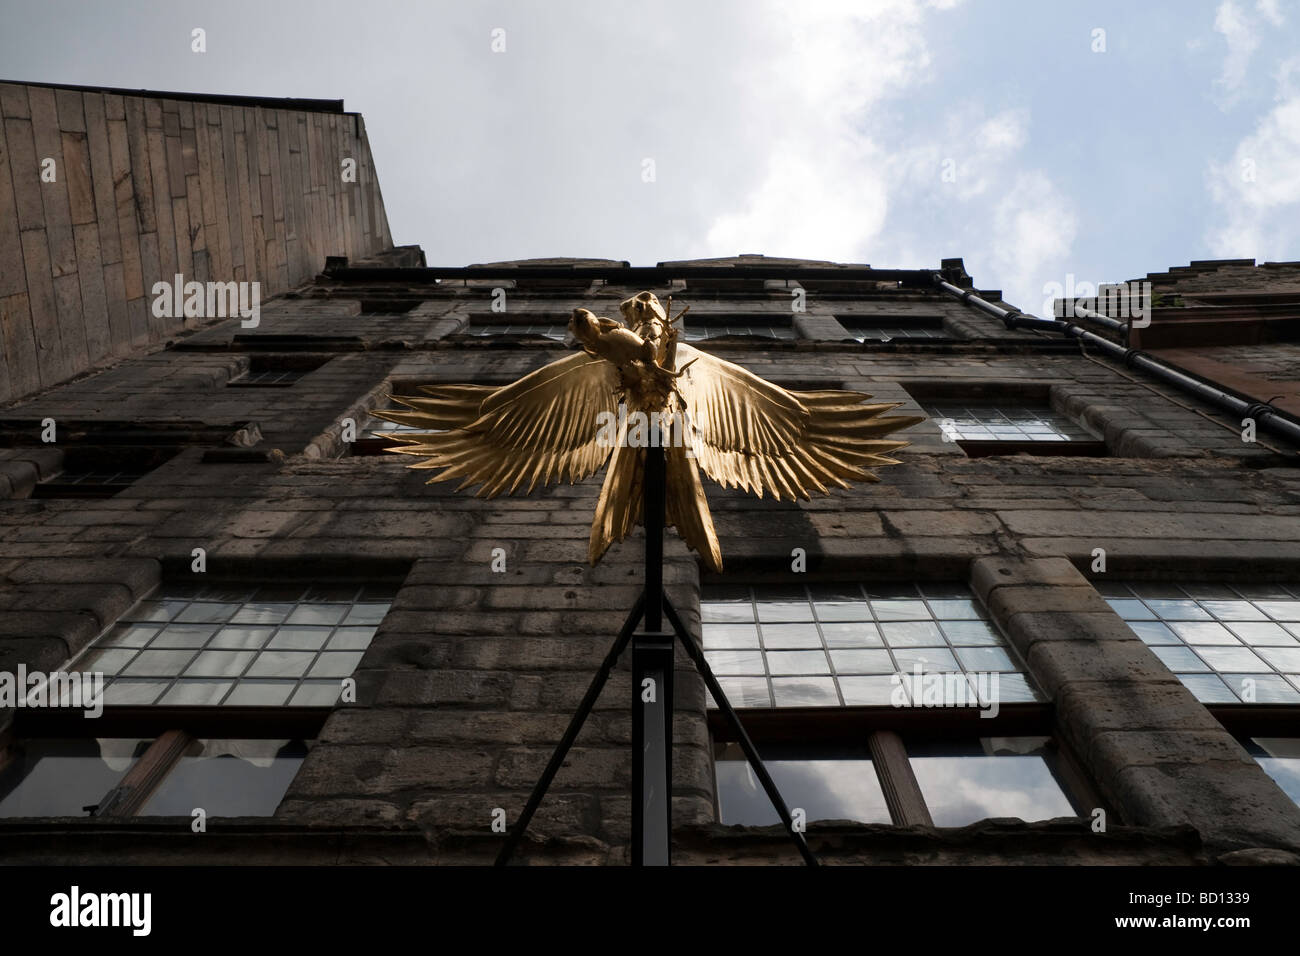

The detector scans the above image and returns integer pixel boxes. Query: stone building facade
[2,94,1300,867]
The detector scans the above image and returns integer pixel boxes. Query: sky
[1,0,1298,314]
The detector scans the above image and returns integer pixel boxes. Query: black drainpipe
[931,274,1300,448]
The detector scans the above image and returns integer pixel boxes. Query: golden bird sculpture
[372,291,924,572]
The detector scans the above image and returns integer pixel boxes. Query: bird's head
[568,308,601,347]
[619,291,667,330]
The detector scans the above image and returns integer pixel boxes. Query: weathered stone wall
[0,82,393,406]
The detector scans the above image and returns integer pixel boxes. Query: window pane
[909,740,1077,826]
[702,581,1038,709]
[1246,738,1300,806]
[715,754,890,826]
[138,739,310,816]
[71,585,392,707]
[1112,582,1300,703]
[0,739,151,817]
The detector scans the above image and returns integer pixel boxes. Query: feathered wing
[586,416,724,574]
[674,344,925,500]
[374,351,623,497]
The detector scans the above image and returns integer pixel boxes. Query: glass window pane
[307,652,365,679]
[756,602,814,623]
[159,681,233,705]
[1152,646,1210,672]
[891,647,959,672]
[285,605,347,626]
[871,600,930,621]
[1195,646,1267,672]
[766,651,829,676]
[771,677,839,706]
[80,647,139,675]
[712,677,772,708]
[715,756,890,826]
[829,649,894,674]
[880,622,945,646]
[838,675,899,705]
[1171,622,1238,645]
[267,627,332,650]
[183,650,256,678]
[175,602,238,624]
[702,624,761,650]
[103,625,157,647]
[341,603,390,626]
[954,646,1016,671]
[941,621,1002,645]
[210,625,277,649]
[708,651,766,676]
[759,623,822,649]
[102,680,168,705]
[1129,621,1181,645]
[289,681,346,706]
[230,603,295,625]
[0,738,151,817]
[1248,739,1300,805]
[820,622,883,647]
[1176,673,1238,703]
[327,628,378,650]
[910,746,1076,826]
[701,601,755,624]
[123,649,198,677]
[246,651,315,678]
[814,601,874,622]
[1229,622,1298,646]
[926,599,982,620]
[138,739,309,817]
[223,681,296,706]
[146,624,217,648]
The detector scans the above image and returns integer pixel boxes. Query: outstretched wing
[674,343,924,500]
[374,351,623,497]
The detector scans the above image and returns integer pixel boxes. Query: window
[683,315,796,341]
[836,315,945,341]
[1241,737,1300,805]
[349,409,440,457]
[702,582,1040,709]
[75,582,394,707]
[232,369,308,386]
[0,735,309,818]
[0,580,395,819]
[466,321,568,341]
[924,402,1105,457]
[927,403,1095,442]
[705,581,1094,830]
[228,355,331,387]
[0,738,152,816]
[32,446,177,499]
[1103,581,1300,704]
[713,736,1085,828]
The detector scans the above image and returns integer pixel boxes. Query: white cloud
[986,173,1079,311]
[702,0,952,260]
[1207,93,1300,255]
[1256,0,1285,26]
[1213,0,1261,106]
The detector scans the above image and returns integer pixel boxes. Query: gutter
[931,275,1300,448]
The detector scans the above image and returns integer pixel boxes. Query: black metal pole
[632,444,673,866]
[495,592,646,866]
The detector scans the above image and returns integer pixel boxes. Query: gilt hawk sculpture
[372,292,923,572]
